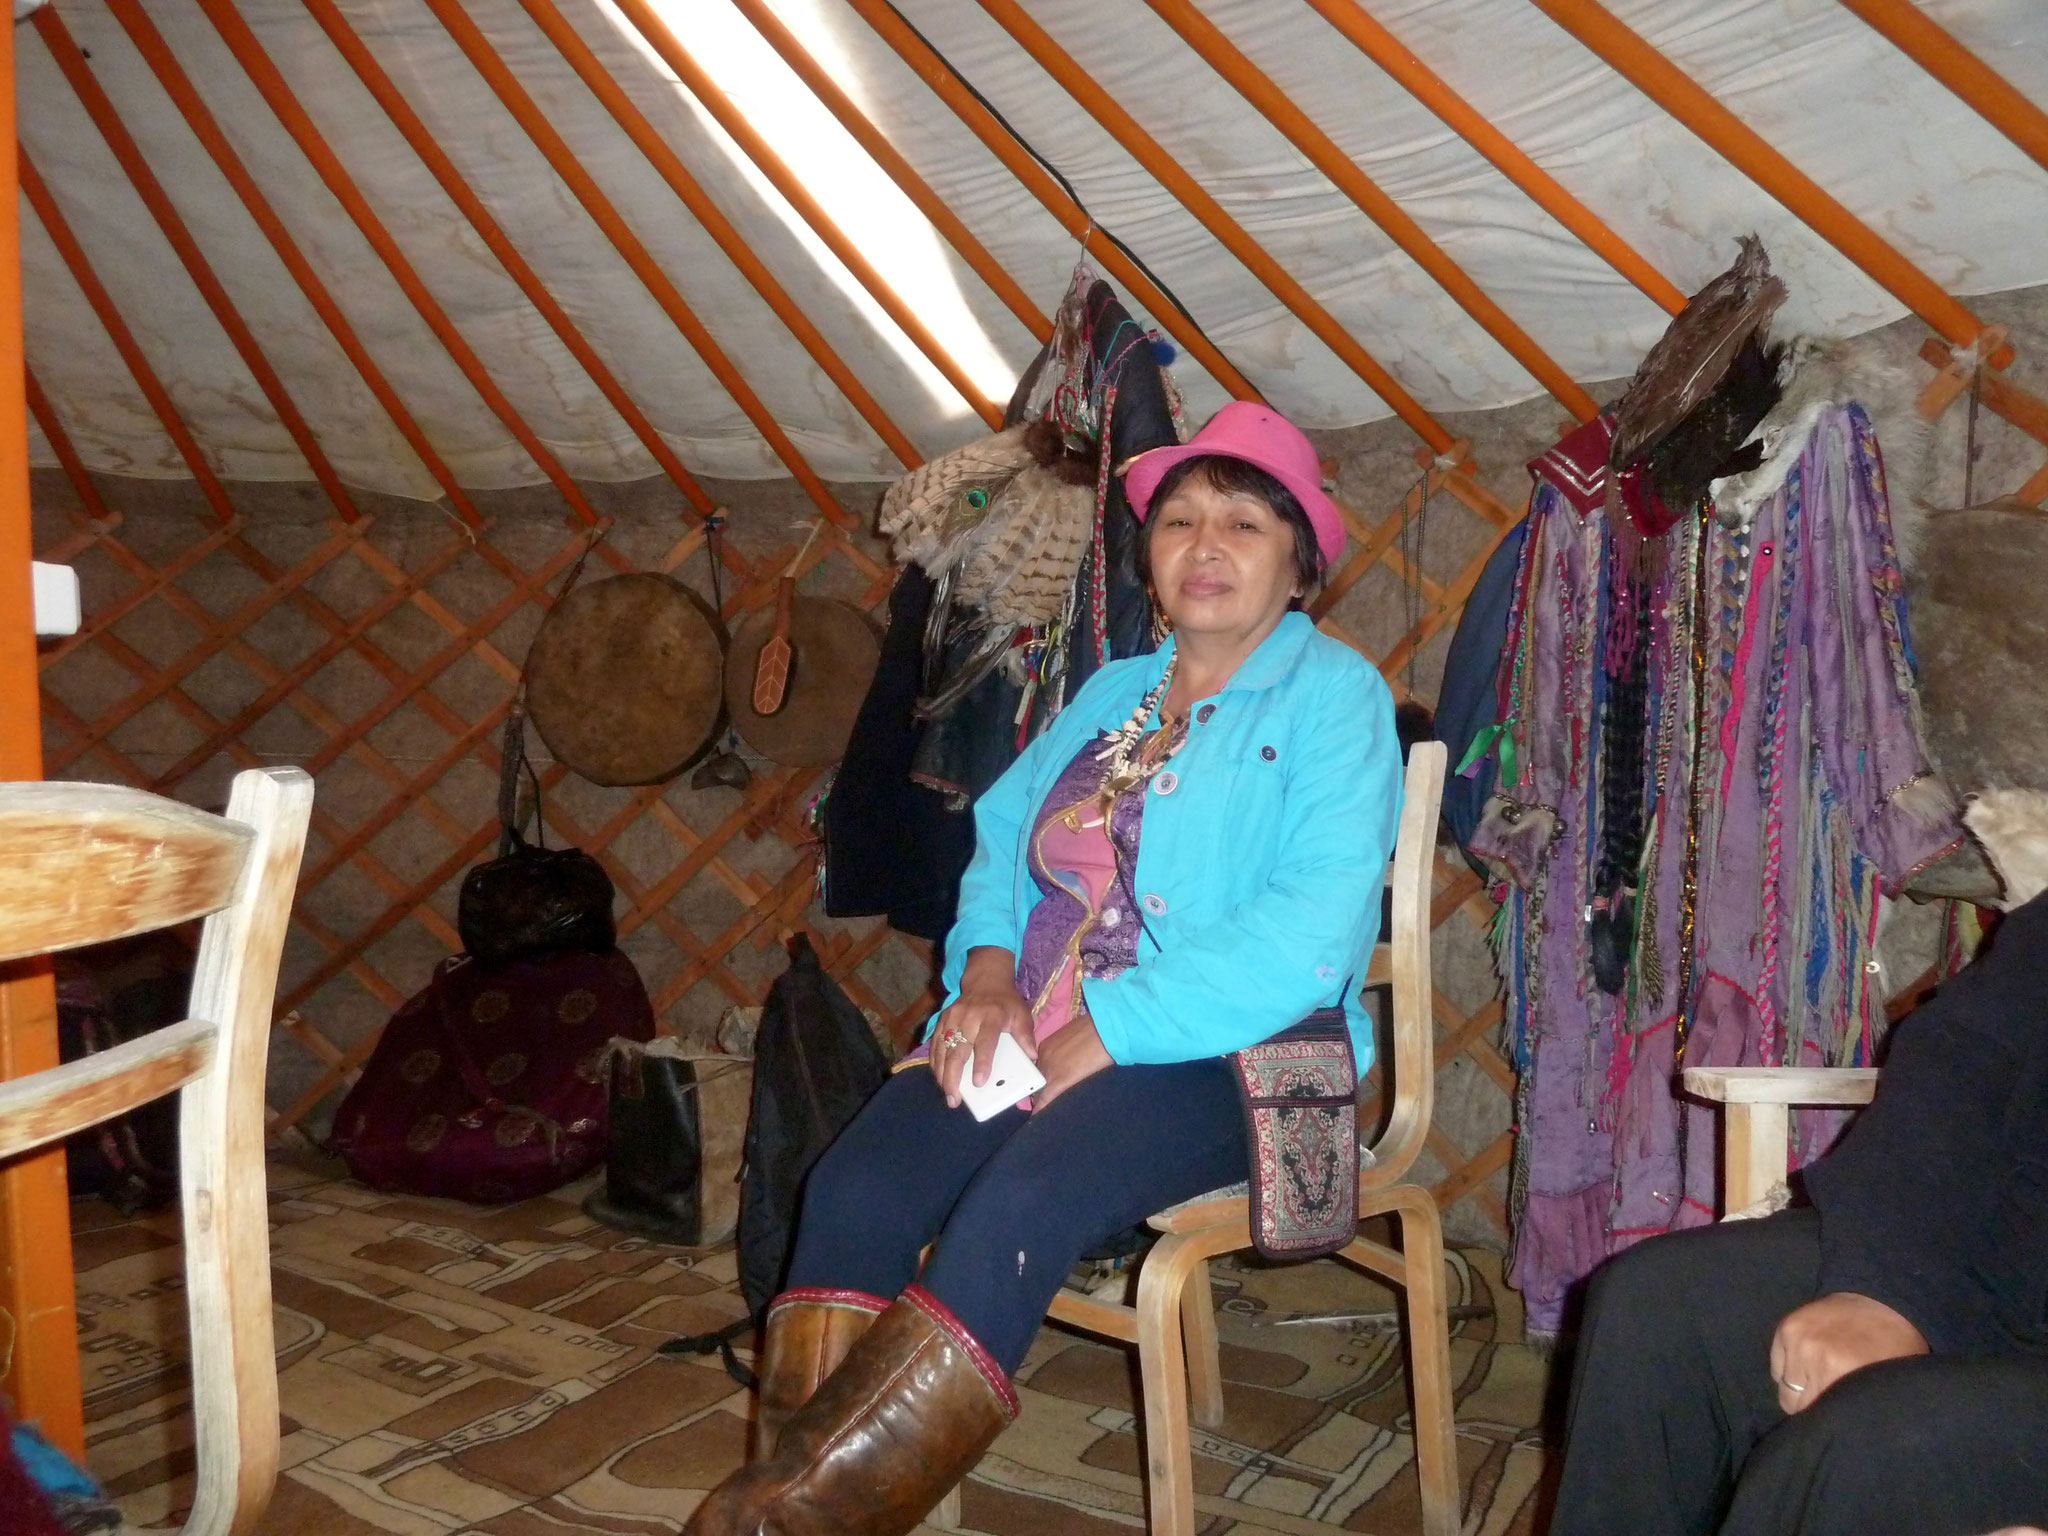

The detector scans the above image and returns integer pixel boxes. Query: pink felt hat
[1121,401,1344,567]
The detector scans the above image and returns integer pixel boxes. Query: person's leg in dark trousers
[1722,1353,2048,1536]
[783,1067,1025,1300]
[917,1058,1249,1374]
[1549,1209,1824,1536]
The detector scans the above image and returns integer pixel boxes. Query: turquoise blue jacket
[936,612,1401,1070]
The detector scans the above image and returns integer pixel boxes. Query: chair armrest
[1681,1066,1879,1107]
[1682,1067,1879,1216]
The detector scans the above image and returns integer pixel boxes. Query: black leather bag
[583,1039,723,1245]
[458,836,615,967]
[458,696,616,967]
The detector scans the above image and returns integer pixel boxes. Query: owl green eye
[966,487,989,509]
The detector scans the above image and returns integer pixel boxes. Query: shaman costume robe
[1475,401,1964,1337]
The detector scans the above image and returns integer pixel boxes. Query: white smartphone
[956,1031,1048,1122]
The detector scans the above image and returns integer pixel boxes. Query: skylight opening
[595,0,1016,426]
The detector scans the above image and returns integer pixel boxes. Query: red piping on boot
[767,1287,888,1319]
[903,1284,1021,1420]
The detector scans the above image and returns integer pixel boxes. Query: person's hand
[1770,1292,1928,1413]
[930,947,1035,1109]
[1032,1013,1113,1110]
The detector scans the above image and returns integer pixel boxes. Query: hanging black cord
[877,1,1233,372]
[706,509,726,620]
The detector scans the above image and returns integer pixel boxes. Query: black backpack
[660,933,890,1381]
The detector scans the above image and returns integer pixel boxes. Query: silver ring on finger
[1780,1380,1807,1394]
[939,1026,968,1050]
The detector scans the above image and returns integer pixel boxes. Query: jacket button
[1196,704,1215,724]
[1142,893,1168,916]
[1100,907,1121,928]
[1260,745,1277,761]
[1153,770,1178,795]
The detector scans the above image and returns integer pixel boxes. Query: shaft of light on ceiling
[597,0,1018,422]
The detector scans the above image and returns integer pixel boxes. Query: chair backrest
[1362,741,1447,1188]
[0,767,312,1536]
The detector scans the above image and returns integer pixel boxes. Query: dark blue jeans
[784,1059,1247,1374]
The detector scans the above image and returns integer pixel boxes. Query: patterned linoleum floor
[72,1155,1550,1534]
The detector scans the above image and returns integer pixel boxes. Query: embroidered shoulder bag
[1229,1003,1360,1262]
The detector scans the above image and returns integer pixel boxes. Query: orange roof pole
[106,0,482,527]
[840,0,1260,403]
[23,365,110,523]
[1834,0,2048,179]
[295,0,712,521]
[416,0,855,529]
[19,151,238,526]
[0,8,87,1465]
[1146,0,1598,422]
[970,0,1455,452]
[1530,0,2009,366]
[1300,0,1686,317]
[596,0,1000,433]
[722,0,1051,345]
[31,8,362,521]
[190,0,602,528]
[517,0,932,461]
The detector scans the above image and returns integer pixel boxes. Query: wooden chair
[1043,741,1456,1536]
[0,767,313,1536]
[1681,1066,1880,1215]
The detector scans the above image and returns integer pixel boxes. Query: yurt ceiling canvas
[15,0,2048,502]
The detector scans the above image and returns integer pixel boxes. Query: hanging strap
[496,528,606,857]
[658,1316,757,1389]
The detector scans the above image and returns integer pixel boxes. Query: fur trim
[1724,1180,1793,1222]
[1966,789,2048,909]
[1889,772,1961,827]
[1709,333,1948,555]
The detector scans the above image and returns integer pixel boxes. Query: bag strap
[495,694,538,859]
[657,1316,756,1390]
[496,528,606,858]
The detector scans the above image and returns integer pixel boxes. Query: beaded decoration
[1093,654,1182,800]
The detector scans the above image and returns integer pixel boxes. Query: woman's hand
[931,947,1035,1109]
[1033,1014,1113,1109]
[1769,1292,1928,1414]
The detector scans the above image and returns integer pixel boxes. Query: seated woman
[685,402,1401,1536]
[1549,886,2048,1536]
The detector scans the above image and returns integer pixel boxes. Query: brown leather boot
[752,1288,886,1458]
[685,1285,1018,1536]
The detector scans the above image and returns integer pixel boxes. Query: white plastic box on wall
[31,561,80,637]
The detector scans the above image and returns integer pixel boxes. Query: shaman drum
[724,596,880,767]
[525,573,723,786]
